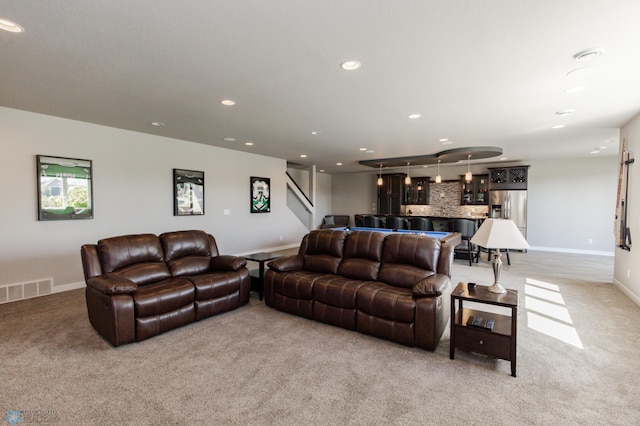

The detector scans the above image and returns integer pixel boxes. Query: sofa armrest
[267,255,303,272]
[412,274,450,298]
[87,273,138,295]
[211,255,247,271]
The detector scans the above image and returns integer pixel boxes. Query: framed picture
[250,176,270,213]
[36,155,93,221]
[174,169,204,216]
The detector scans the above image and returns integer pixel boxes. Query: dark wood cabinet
[403,176,430,205]
[461,174,488,205]
[377,174,404,214]
[488,166,529,190]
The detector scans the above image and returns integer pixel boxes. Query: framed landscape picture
[174,169,204,216]
[36,155,93,221]
[250,176,270,213]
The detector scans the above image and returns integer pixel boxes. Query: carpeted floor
[2,250,639,425]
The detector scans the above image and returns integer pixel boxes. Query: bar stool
[451,218,479,266]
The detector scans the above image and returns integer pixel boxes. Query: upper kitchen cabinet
[378,174,404,214]
[488,166,529,190]
[461,174,488,205]
[403,177,430,205]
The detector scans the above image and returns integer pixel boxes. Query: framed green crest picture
[250,176,270,213]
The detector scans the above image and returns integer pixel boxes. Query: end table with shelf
[243,252,282,301]
[450,282,519,377]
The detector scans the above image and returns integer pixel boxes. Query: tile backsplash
[401,181,489,218]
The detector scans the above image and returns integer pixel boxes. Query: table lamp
[470,218,530,294]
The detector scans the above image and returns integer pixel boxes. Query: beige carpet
[2,251,639,425]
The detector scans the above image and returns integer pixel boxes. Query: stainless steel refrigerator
[489,190,528,238]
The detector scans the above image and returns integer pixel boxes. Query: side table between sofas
[243,252,282,300]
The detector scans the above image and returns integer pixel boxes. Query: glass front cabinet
[461,174,488,205]
[403,177,430,205]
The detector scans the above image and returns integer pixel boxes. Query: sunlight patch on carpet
[525,278,583,349]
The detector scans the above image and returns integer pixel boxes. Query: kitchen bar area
[346,165,530,264]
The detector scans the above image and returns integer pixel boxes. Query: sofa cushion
[313,276,372,309]
[98,234,171,285]
[303,230,346,274]
[378,264,435,289]
[188,271,244,301]
[160,230,214,276]
[356,282,416,323]
[382,234,441,271]
[305,229,346,257]
[133,278,195,317]
[377,234,441,288]
[337,231,385,281]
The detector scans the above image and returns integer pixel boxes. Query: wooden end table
[243,252,281,301]
[450,282,519,377]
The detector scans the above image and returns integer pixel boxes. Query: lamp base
[487,283,507,294]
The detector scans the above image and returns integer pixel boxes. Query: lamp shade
[470,219,530,250]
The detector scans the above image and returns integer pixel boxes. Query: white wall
[528,157,618,254]
[615,111,640,306]
[0,107,312,291]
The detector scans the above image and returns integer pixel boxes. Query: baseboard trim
[237,243,300,256]
[613,278,640,308]
[529,246,614,257]
[52,281,86,293]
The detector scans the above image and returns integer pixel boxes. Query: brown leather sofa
[264,229,455,350]
[81,230,250,346]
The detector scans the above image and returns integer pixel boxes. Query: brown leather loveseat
[81,230,250,346]
[264,229,455,350]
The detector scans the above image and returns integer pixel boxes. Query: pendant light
[377,164,383,186]
[435,159,442,183]
[465,155,472,182]
[404,162,411,185]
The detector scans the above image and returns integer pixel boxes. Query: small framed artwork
[250,176,270,213]
[36,155,93,221]
[174,169,204,216]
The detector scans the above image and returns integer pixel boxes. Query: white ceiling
[2,1,639,173]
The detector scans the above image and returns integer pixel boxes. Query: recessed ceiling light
[0,18,24,33]
[319,169,325,173]
[439,138,449,142]
[245,141,254,146]
[500,157,508,161]
[359,148,367,151]
[340,60,361,71]
[408,114,421,119]
[336,162,343,166]
[300,154,307,158]
[590,150,600,154]
[441,140,454,145]
[365,150,375,153]
[597,146,607,150]
[556,109,575,116]
[566,86,586,93]
[223,137,236,142]
[151,121,165,127]
[552,124,566,129]
[574,48,605,62]
[311,131,321,135]
[567,67,589,78]
[221,99,236,106]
